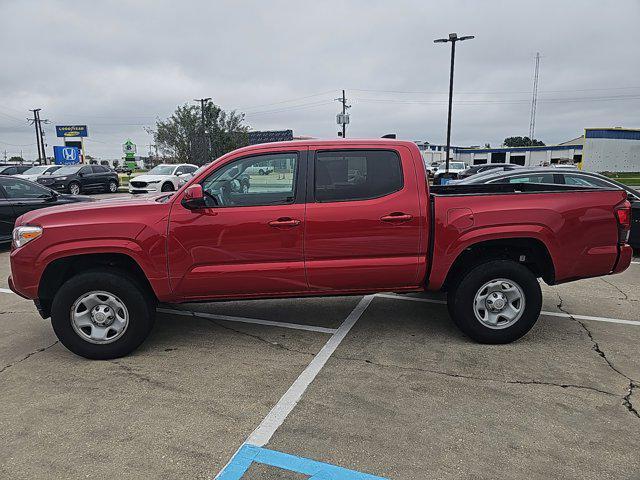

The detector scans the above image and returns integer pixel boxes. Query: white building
[582,128,640,172]
[416,127,640,172]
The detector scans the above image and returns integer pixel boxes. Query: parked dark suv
[37,164,119,195]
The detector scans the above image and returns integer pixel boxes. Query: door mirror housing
[181,184,206,209]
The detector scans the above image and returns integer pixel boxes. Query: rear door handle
[380,213,413,223]
[268,217,301,228]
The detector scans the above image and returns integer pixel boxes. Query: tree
[503,136,545,147]
[152,103,249,165]
[8,156,24,163]
[113,159,120,168]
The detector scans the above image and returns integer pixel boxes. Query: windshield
[147,165,176,175]
[449,162,465,169]
[22,166,49,175]
[54,166,81,175]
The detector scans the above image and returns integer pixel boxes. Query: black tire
[161,182,174,192]
[68,181,81,195]
[447,260,542,344]
[107,180,118,193]
[50,270,155,359]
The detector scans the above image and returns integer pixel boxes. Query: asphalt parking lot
[0,213,639,478]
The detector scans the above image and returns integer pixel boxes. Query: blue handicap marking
[217,444,389,479]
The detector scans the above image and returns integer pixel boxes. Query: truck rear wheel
[447,260,542,343]
[50,270,155,359]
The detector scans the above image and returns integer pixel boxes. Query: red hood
[17,194,171,227]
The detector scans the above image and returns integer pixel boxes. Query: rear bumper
[612,244,633,274]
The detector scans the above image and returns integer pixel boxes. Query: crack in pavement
[599,277,630,301]
[332,354,617,396]
[110,361,185,393]
[0,341,59,374]
[556,292,639,419]
[202,317,315,358]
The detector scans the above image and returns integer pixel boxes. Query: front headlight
[13,226,43,248]
[57,176,67,181]
[146,180,161,184]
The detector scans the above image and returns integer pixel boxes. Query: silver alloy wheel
[473,278,525,329]
[109,181,117,192]
[69,183,80,195]
[70,291,129,344]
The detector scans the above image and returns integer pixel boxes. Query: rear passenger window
[315,150,403,202]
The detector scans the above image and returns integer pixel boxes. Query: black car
[457,167,640,249]
[455,163,524,181]
[0,176,94,243]
[37,164,119,195]
[0,164,33,175]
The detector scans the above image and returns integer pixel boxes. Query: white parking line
[376,292,446,304]
[215,295,374,478]
[157,307,338,334]
[0,288,14,294]
[246,294,374,446]
[377,293,640,327]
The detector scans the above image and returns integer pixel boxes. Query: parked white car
[15,165,62,182]
[128,163,198,194]
[433,162,468,183]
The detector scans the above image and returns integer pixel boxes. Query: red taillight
[615,200,632,244]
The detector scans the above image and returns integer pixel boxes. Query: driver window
[201,152,298,207]
[0,177,52,199]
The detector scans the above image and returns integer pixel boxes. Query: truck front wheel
[447,260,542,344]
[50,270,155,359]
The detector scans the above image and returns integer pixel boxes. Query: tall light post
[434,33,474,179]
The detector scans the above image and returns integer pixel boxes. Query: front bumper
[129,183,161,194]
[38,181,68,191]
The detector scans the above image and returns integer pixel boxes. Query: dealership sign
[53,146,81,165]
[55,125,88,137]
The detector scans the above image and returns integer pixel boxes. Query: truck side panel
[427,189,628,290]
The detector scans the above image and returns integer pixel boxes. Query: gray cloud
[1,0,639,159]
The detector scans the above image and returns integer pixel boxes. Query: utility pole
[194,98,212,163]
[529,52,541,141]
[335,90,351,138]
[37,110,50,165]
[29,109,43,164]
[434,33,475,180]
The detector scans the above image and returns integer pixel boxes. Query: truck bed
[426,184,629,290]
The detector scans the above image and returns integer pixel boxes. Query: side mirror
[181,184,206,209]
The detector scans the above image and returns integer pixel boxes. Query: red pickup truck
[9,140,633,359]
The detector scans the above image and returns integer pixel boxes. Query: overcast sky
[1,0,639,160]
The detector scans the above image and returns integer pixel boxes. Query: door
[78,165,94,189]
[91,165,111,189]
[305,146,423,292]
[0,177,57,236]
[168,149,308,299]
[0,181,16,242]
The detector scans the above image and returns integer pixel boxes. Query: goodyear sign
[55,125,88,137]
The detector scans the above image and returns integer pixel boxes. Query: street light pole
[434,33,474,177]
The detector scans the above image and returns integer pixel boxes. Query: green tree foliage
[503,136,545,147]
[153,103,249,165]
[8,156,24,163]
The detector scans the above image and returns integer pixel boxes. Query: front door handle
[380,212,413,223]
[268,217,301,228]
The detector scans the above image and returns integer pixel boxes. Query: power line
[239,90,335,111]
[349,85,640,96]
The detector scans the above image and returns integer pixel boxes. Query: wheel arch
[38,252,158,318]
[442,237,556,291]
